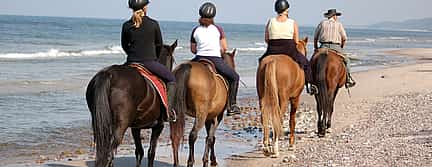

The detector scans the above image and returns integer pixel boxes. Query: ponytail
[132,9,145,28]
[199,18,214,27]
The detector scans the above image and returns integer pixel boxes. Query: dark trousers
[192,56,240,82]
[128,60,176,83]
[260,39,312,83]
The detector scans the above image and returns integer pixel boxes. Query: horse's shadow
[46,156,177,167]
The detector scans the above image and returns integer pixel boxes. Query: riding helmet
[128,0,149,11]
[199,2,216,18]
[274,0,290,14]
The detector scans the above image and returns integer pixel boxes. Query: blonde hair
[132,8,146,28]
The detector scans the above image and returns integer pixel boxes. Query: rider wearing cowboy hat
[313,9,356,88]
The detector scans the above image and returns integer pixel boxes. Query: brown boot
[227,80,241,116]
[166,82,177,122]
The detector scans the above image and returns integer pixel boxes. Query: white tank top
[268,18,295,40]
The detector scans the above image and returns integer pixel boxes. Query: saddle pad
[129,63,168,110]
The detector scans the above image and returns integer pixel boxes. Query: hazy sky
[1,0,430,26]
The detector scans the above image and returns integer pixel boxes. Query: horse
[85,40,177,167]
[310,48,347,137]
[169,49,237,167]
[256,37,309,157]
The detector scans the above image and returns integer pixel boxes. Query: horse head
[222,48,237,70]
[159,40,178,70]
[296,37,308,57]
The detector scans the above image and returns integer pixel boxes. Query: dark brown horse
[169,50,237,167]
[256,38,308,157]
[311,48,347,137]
[86,41,177,167]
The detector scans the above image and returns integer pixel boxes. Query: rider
[260,0,318,95]
[121,0,176,122]
[190,2,241,116]
[313,9,356,88]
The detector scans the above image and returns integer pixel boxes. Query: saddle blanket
[129,63,168,110]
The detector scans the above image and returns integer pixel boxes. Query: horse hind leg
[260,108,271,157]
[288,97,300,150]
[188,114,206,167]
[205,117,220,166]
[148,124,164,167]
[326,89,339,134]
[131,128,144,167]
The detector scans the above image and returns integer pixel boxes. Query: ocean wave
[237,47,266,51]
[0,46,124,59]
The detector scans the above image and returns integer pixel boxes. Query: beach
[35,48,431,167]
[1,15,432,167]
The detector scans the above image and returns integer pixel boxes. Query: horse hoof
[318,133,325,138]
[326,128,332,133]
[210,162,218,167]
[271,152,279,158]
[288,145,296,151]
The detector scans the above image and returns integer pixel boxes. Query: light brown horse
[169,50,237,167]
[256,37,308,157]
[311,48,347,137]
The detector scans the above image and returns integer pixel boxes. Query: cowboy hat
[324,9,342,18]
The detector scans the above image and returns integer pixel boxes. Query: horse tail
[86,69,114,167]
[262,60,282,135]
[170,64,190,148]
[316,53,332,116]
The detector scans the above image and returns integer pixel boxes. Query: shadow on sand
[45,156,177,167]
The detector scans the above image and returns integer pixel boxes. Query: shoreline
[3,48,431,167]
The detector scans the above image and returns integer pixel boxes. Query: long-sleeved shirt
[121,16,163,63]
[314,18,347,44]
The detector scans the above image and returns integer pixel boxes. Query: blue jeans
[192,56,240,82]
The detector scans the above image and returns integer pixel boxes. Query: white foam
[0,46,125,59]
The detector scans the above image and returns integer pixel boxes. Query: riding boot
[166,82,177,122]
[227,80,241,116]
[345,72,356,88]
[343,56,356,88]
[304,66,318,95]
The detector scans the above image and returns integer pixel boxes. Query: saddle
[128,63,169,111]
[315,48,345,59]
[192,58,229,91]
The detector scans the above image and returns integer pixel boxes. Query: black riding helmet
[275,0,290,14]
[199,2,216,18]
[129,0,149,11]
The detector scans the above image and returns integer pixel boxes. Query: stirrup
[345,81,356,88]
[166,109,177,122]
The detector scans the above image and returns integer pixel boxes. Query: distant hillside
[370,18,432,31]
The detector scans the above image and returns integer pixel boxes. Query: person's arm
[154,22,163,58]
[293,21,299,44]
[121,23,129,54]
[265,20,270,44]
[217,25,228,53]
[340,23,347,49]
[190,27,197,54]
[313,23,322,50]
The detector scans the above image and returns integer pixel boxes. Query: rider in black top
[122,0,176,122]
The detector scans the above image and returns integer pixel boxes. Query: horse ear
[232,48,237,57]
[303,37,309,43]
[171,39,178,51]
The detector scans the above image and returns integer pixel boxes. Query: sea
[1,15,432,166]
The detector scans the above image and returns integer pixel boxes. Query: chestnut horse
[256,38,308,157]
[311,48,347,137]
[169,50,237,167]
[86,41,177,167]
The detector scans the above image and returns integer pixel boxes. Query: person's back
[268,17,295,40]
[122,16,161,63]
[192,24,223,57]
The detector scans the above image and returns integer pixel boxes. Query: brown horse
[169,50,237,167]
[256,37,308,157]
[311,48,347,137]
[86,41,177,167]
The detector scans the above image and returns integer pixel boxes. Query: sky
[1,0,431,26]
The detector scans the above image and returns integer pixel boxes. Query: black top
[121,16,163,63]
